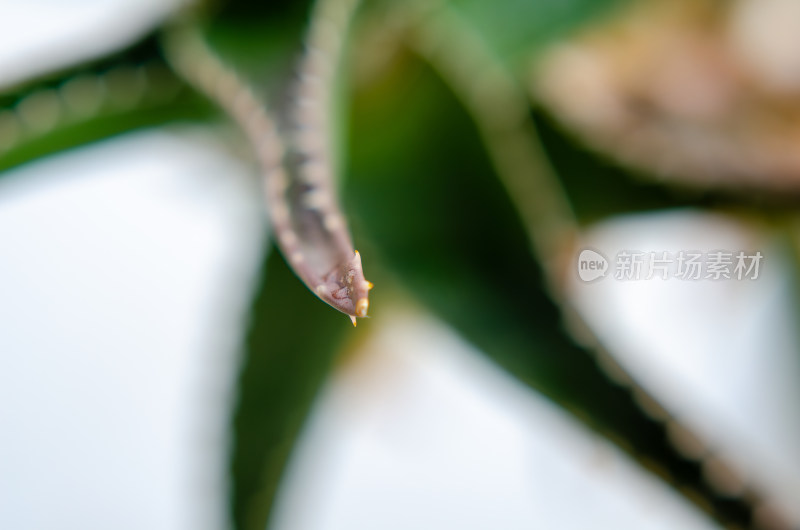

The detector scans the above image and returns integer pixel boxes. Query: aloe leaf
[0,35,215,174]
[345,48,755,528]
[447,0,624,67]
[231,247,353,530]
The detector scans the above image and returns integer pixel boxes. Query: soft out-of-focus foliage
[2,0,799,530]
[451,0,623,66]
[233,250,350,530]
[350,44,707,486]
[345,46,762,527]
[533,0,800,194]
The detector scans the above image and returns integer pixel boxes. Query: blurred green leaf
[0,35,216,173]
[534,110,717,224]
[203,3,308,86]
[0,91,213,174]
[231,246,352,530]
[0,2,782,528]
[346,48,752,527]
[448,0,624,66]
[533,109,800,224]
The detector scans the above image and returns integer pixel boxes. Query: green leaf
[0,36,215,174]
[230,247,352,530]
[447,0,624,66]
[0,89,213,174]
[345,48,753,527]
[534,109,719,224]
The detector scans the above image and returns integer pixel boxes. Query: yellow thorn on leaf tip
[356,298,369,318]
[350,315,357,327]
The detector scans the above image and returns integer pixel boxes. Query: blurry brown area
[532,0,800,193]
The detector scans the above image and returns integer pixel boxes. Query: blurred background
[0,1,798,530]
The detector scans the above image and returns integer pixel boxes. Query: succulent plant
[2,1,797,529]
